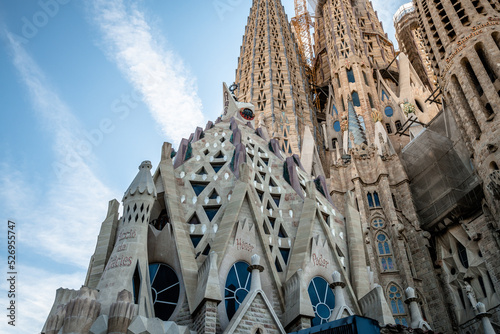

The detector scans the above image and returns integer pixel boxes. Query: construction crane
[291,0,323,112]
[291,0,314,68]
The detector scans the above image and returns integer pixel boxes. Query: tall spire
[235,0,320,156]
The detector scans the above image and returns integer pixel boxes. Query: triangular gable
[300,125,326,179]
[157,142,199,312]
[222,290,286,334]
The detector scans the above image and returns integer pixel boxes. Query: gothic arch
[385,282,408,326]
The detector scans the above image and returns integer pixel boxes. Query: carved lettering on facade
[312,253,329,268]
[117,244,128,252]
[105,255,133,270]
[236,238,255,252]
[118,229,136,241]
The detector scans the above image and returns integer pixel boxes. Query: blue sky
[0,1,406,332]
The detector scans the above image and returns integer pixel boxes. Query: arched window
[388,284,408,326]
[456,242,469,269]
[415,100,424,113]
[149,263,181,321]
[307,277,336,326]
[373,192,381,207]
[382,89,389,101]
[352,91,360,107]
[385,123,393,134]
[367,193,374,207]
[332,104,338,115]
[363,71,369,86]
[384,106,393,117]
[225,261,252,320]
[376,233,395,271]
[395,120,403,132]
[490,161,499,171]
[372,218,385,228]
[332,138,338,149]
[347,68,355,83]
[368,94,375,108]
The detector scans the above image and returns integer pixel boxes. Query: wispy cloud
[1,31,118,332]
[90,0,206,146]
[1,32,115,267]
[0,266,84,334]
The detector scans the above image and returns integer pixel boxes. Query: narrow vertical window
[367,193,374,207]
[457,242,469,268]
[377,233,395,271]
[385,123,393,134]
[352,91,360,107]
[388,284,408,326]
[373,192,381,207]
[347,68,355,83]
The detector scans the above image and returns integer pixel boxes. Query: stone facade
[41,0,500,333]
[235,0,321,157]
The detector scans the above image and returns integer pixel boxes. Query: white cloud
[0,266,84,334]
[90,0,206,147]
[0,32,120,332]
[1,33,116,268]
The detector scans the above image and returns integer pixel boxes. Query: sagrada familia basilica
[42,0,500,333]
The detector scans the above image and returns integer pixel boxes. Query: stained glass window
[377,233,395,271]
[382,90,389,101]
[352,91,360,107]
[307,277,336,326]
[149,263,180,321]
[388,284,408,326]
[367,193,374,207]
[225,262,252,320]
[384,106,393,117]
[347,68,355,83]
[372,218,385,228]
[373,192,381,207]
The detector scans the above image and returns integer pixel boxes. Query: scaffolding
[401,105,483,230]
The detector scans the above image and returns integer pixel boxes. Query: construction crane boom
[291,0,314,68]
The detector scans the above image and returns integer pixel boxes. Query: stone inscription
[236,238,255,252]
[312,253,329,268]
[105,255,133,270]
[118,229,136,241]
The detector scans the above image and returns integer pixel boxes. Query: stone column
[248,254,264,291]
[329,271,354,321]
[404,287,431,330]
[475,302,495,334]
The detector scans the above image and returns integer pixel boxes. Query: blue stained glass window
[367,193,374,207]
[225,262,252,320]
[333,121,341,132]
[385,106,393,117]
[352,91,360,107]
[347,68,355,83]
[279,248,290,264]
[384,242,390,254]
[382,258,388,270]
[378,243,385,255]
[332,104,338,115]
[149,263,180,321]
[382,90,389,101]
[388,283,407,326]
[307,277,336,326]
[391,300,398,314]
[374,192,381,206]
[372,218,384,228]
[387,257,394,270]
